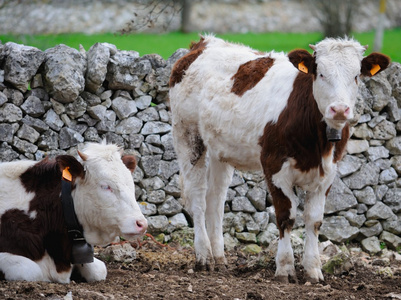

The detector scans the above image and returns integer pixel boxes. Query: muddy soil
[1,240,401,300]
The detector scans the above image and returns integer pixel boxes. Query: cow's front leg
[268,176,299,283]
[75,257,107,282]
[302,190,325,283]
[0,253,47,282]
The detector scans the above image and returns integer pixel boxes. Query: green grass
[1,29,400,62]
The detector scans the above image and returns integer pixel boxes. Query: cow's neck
[61,179,94,264]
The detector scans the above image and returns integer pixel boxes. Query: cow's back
[170,35,299,170]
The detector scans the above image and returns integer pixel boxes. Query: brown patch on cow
[185,128,206,166]
[0,156,84,275]
[325,185,332,197]
[231,57,275,97]
[361,52,390,77]
[169,37,207,88]
[314,221,322,235]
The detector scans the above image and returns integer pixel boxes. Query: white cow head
[289,37,390,132]
[56,142,147,246]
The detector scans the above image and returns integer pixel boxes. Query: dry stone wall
[0,41,400,253]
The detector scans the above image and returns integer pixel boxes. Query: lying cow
[0,142,147,283]
[169,35,389,283]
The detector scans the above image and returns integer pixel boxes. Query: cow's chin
[324,118,348,131]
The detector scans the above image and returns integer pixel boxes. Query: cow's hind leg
[173,125,212,270]
[302,190,325,283]
[0,253,46,282]
[205,156,234,270]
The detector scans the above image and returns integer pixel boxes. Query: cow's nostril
[136,219,148,233]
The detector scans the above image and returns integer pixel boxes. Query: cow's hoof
[305,276,320,284]
[194,259,214,272]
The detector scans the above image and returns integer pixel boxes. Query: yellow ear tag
[370,64,381,76]
[298,61,308,73]
[62,167,72,182]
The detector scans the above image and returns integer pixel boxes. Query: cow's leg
[205,156,234,270]
[172,125,211,270]
[302,190,325,283]
[74,257,107,282]
[268,164,299,283]
[0,253,46,282]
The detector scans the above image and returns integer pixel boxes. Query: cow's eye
[101,184,113,192]
[319,73,324,78]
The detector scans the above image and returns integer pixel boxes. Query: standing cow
[169,35,389,283]
[0,142,147,283]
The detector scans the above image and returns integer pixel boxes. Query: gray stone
[361,236,382,255]
[224,233,240,250]
[387,97,401,122]
[3,42,45,92]
[96,110,116,133]
[0,123,15,143]
[3,88,23,106]
[43,44,86,103]
[20,95,45,117]
[0,91,7,106]
[106,50,141,90]
[346,139,369,154]
[21,115,49,132]
[147,190,166,204]
[158,196,182,217]
[390,156,401,175]
[252,211,269,231]
[325,176,357,214]
[44,109,64,131]
[65,96,87,119]
[137,107,159,122]
[167,213,188,233]
[12,136,38,154]
[135,95,152,110]
[81,91,102,106]
[38,129,59,150]
[140,155,162,177]
[343,162,380,190]
[232,197,256,213]
[235,232,257,243]
[320,216,359,243]
[59,127,84,149]
[141,121,171,135]
[163,174,181,197]
[352,123,373,140]
[141,176,165,191]
[382,217,401,235]
[0,103,22,122]
[257,223,279,246]
[366,202,395,220]
[386,136,401,155]
[17,124,40,143]
[375,185,389,201]
[87,104,107,121]
[0,142,19,161]
[380,231,401,251]
[372,120,397,140]
[85,43,115,93]
[337,155,364,177]
[353,186,376,205]
[379,168,398,184]
[383,188,401,213]
[99,243,136,263]
[111,96,138,119]
[138,201,157,216]
[338,209,366,228]
[359,221,383,238]
[365,146,389,162]
[158,160,179,181]
[146,215,169,235]
[366,72,392,112]
[246,187,266,211]
[129,133,144,149]
[115,117,143,135]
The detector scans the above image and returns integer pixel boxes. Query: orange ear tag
[370,64,381,76]
[62,167,72,182]
[298,61,308,73]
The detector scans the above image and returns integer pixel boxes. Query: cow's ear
[361,52,390,77]
[56,155,85,181]
[288,49,315,74]
[122,155,137,173]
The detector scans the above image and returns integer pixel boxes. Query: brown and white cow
[0,142,147,283]
[169,35,389,283]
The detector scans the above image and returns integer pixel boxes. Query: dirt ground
[1,239,401,300]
